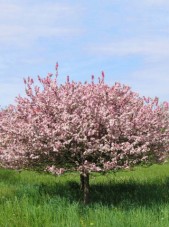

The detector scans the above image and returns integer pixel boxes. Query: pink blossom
[0,68,169,174]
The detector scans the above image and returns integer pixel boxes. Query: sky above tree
[0,0,169,107]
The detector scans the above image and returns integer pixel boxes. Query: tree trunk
[80,172,90,204]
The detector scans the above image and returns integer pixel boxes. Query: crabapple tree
[0,65,169,204]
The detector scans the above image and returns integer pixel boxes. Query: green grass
[1,163,169,226]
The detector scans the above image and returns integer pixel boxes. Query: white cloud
[125,0,169,7]
[88,38,169,63]
[141,0,169,5]
[0,1,85,47]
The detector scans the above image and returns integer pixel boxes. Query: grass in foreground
[0,163,169,226]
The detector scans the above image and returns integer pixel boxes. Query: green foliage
[1,163,169,226]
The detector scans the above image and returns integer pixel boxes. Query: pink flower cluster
[0,67,169,173]
[45,166,65,176]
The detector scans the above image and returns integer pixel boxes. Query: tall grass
[0,163,169,226]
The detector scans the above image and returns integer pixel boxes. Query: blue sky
[0,0,169,107]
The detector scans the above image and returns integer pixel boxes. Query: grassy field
[1,164,169,227]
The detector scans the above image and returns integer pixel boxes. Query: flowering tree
[0,65,169,203]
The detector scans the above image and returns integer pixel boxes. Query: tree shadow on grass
[89,180,169,208]
[1,169,169,209]
[38,177,169,208]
